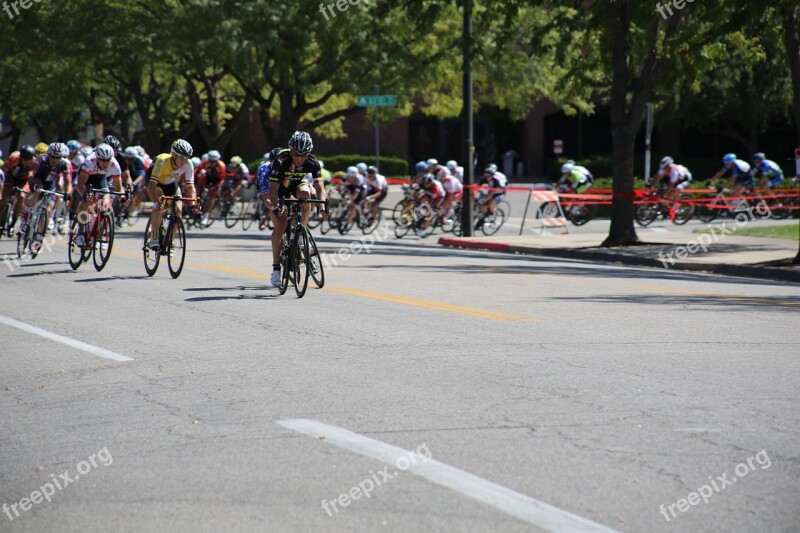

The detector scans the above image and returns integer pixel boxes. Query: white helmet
[356,162,367,174]
[426,158,438,167]
[346,166,359,175]
[201,153,209,162]
[319,160,325,169]
[446,160,457,170]
[207,150,221,162]
[190,157,201,168]
[561,163,575,174]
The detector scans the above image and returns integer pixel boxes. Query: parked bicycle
[277,197,327,297]
[142,195,195,278]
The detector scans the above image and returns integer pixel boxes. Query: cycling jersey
[257,161,271,196]
[440,174,463,195]
[753,159,784,186]
[31,155,71,191]
[1,152,31,187]
[0,168,5,188]
[126,156,146,180]
[658,163,692,185]
[69,153,85,184]
[147,153,193,187]
[563,169,592,193]
[423,179,446,206]
[450,166,464,182]
[269,149,321,197]
[366,173,388,193]
[81,152,122,192]
[573,165,594,183]
[195,160,226,186]
[721,159,752,183]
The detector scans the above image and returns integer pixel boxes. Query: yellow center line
[107,245,539,322]
[322,286,540,323]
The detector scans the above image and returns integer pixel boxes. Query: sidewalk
[438,230,800,283]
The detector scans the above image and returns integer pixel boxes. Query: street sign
[356,95,397,107]
[553,139,563,155]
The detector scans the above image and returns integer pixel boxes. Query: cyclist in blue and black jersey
[751,152,784,189]
[710,153,752,198]
[268,131,327,286]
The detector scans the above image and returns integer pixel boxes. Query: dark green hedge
[317,154,408,177]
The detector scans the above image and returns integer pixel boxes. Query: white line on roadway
[0,314,133,362]
[276,418,618,532]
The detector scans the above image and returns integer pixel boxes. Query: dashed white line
[277,418,618,532]
[0,314,133,362]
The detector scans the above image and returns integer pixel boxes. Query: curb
[438,237,800,283]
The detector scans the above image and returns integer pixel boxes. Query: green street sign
[356,95,397,107]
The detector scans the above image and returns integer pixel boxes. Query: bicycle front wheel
[308,230,325,288]
[672,195,695,225]
[30,209,49,259]
[92,212,115,271]
[68,220,83,270]
[224,200,239,228]
[167,217,186,278]
[279,236,290,295]
[293,226,311,298]
[635,203,659,226]
[241,200,255,231]
[142,219,161,276]
[481,208,506,236]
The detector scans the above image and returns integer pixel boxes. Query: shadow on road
[74,275,152,282]
[183,285,277,301]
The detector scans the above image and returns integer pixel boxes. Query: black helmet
[19,145,35,160]
[367,165,378,175]
[171,139,193,158]
[269,147,283,160]
[103,135,121,152]
[288,131,313,155]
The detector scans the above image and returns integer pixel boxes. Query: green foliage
[318,154,408,177]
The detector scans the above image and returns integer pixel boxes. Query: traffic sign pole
[375,85,380,170]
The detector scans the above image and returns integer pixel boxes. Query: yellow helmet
[230,156,243,166]
[35,142,48,155]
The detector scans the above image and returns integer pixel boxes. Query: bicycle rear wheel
[142,219,160,276]
[293,226,311,298]
[68,220,84,270]
[308,208,323,230]
[0,202,11,241]
[167,217,186,278]
[308,231,325,288]
[93,212,115,271]
[481,208,506,236]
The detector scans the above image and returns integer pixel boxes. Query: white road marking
[0,314,133,362]
[646,227,668,233]
[276,418,618,533]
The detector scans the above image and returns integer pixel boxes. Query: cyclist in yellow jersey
[146,140,198,251]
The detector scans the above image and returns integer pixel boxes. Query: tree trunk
[783,4,800,147]
[602,1,640,247]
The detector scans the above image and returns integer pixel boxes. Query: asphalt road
[1,214,799,533]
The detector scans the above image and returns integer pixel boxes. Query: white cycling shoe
[270,270,281,287]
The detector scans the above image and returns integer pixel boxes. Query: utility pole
[461,0,474,237]
[374,85,380,170]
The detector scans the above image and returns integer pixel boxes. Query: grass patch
[694,224,799,240]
